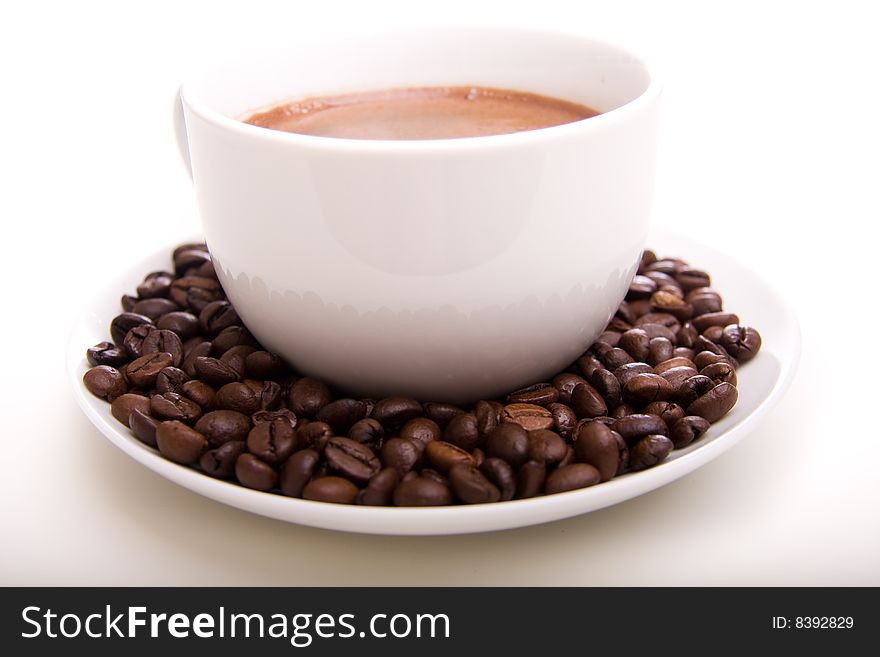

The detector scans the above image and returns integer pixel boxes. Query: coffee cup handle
[173,88,193,179]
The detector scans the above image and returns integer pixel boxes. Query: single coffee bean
[393,477,453,506]
[635,313,681,334]
[348,417,386,447]
[279,449,320,497]
[701,361,738,387]
[122,324,153,359]
[252,408,297,428]
[547,402,577,440]
[86,341,128,368]
[650,290,693,322]
[689,291,723,316]
[596,331,622,348]
[676,323,699,349]
[110,312,153,346]
[193,356,240,386]
[381,437,422,476]
[178,380,213,411]
[639,249,658,271]
[358,468,400,506]
[128,409,158,447]
[156,311,200,341]
[576,354,604,379]
[601,347,634,370]
[588,368,621,409]
[527,429,567,465]
[313,398,365,435]
[675,267,711,291]
[110,393,151,426]
[551,373,589,405]
[702,325,724,342]
[653,356,696,375]
[181,341,212,377]
[720,324,762,362]
[570,383,608,419]
[669,415,711,449]
[83,365,128,400]
[156,420,207,465]
[658,366,698,391]
[694,350,734,371]
[692,312,740,332]
[644,401,686,427]
[479,458,516,501]
[155,366,189,395]
[501,403,554,431]
[472,447,486,468]
[514,460,546,499]
[136,271,174,299]
[673,347,696,361]
[627,274,657,299]
[485,422,529,468]
[139,328,184,367]
[474,400,503,438]
[674,374,715,407]
[425,440,474,473]
[613,362,654,387]
[298,421,334,452]
[616,300,638,324]
[629,434,674,471]
[506,383,559,407]
[419,468,449,486]
[245,350,287,380]
[574,421,619,482]
[172,244,210,272]
[611,414,668,442]
[235,453,278,491]
[687,382,738,423]
[619,329,650,362]
[211,326,258,354]
[423,402,466,428]
[194,410,251,446]
[200,440,246,478]
[121,294,138,312]
[444,413,481,451]
[694,335,731,359]
[170,276,222,312]
[609,404,635,419]
[246,418,298,465]
[125,352,172,388]
[371,396,423,429]
[199,300,240,336]
[647,337,674,366]
[646,259,683,275]
[395,419,438,453]
[637,323,678,343]
[288,377,332,417]
[131,297,179,322]
[214,382,260,415]
[448,463,501,504]
[545,463,601,494]
[325,436,381,484]
[219,345,255,377]
[150,392,202,423]
[624,373,675,404]
[250,379,282,411]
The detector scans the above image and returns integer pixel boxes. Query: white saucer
[67,226,800,535]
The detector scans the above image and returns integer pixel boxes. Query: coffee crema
[243,86,599,140]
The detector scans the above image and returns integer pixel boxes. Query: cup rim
[180,26,663,153]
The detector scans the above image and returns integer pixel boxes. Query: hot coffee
[243,86,599,140]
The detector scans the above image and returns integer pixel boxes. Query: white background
[1,0,877,585]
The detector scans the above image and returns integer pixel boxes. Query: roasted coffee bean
[181,341,211,377]
[214,382,260,415]
[619,329,650,361]
[527,429,567,465]
[688,291,723,316]
[627,274,657,299]
[514,460,546,499]
[348,417,385,447]
[280,449,320,497]
[547,402,577,440]
[659,366,698,390]
[720,325,762,362]
[655,357,697,374]
[444,413,481,451]
[629,434,674,471]
[613,362,654,386]
[193,356,240,386]
[676,323,699,349]
[154,366,189,395]
[551,373,589,405]
[419,468,448,486]
[218,345,255,377]
[658,284,684,299]
[246,418,297,465]
[179,379,215,410]
[170,276,222,312]
[150,392,202,423]
[358,468,400,506]
[701,362,738,387]
[245,350,287,380]
[474,400,503,437]
[393,477,453,506]
[126,352,173,388]
[200,440,246,478]
[637,323,678,344]
[298,421,334,453]
[156,311,200,340]
[130,298,178,322]
[324,436,381,483]
[312,398,364,434]
[86,341,128,368]
[371,396,423,429]
[650,290,693,322]
[485,422,529,468]
[194,410,251,446]
[449,463,501,504]
[674,374,715,408]
[644,401,686,427]
[601,347,634,370]
[247,379,281,411]
[611,404,637,419]
[694,335,731,358]
[570,383,608,419]
[635,313,681,333]
[687,382,738,423]
[471,447,486,468]
[596,331,621,348]
[574,421,619,482]
[669,415,711,449]
[121,294,138,312]
[576,354,604,379]
[545,463,601,494]
[639,249,658,271]
[589,369,621,409]
[287,377,332,417]
[502,403,554,431]
[394,420,438,455]
[611,414,668,442]
[624,373,674,404]
[423,402,466,428]
[692,312,740,332]
[156,420,206,465]
[646,258,684,275]
[83,365,128,400]
[702,325,724,342]
[110,393,151,426]
[616,300,638,324]
[694,350,734,371]
[122,324,153,359]
[558,446,576,468]
[136,271,174,299]
[211,326,257,354]
[139,328,184,367]
[644,271,678,290]
[199,300,240,336]
[425,440,474,473]
[252,408,297,427]
[172,245,210,272]
[381,438,422,476]
[128,408,158,447]
[479,458,516,501]
[235,453,278,491]
[507,383,559,406]
[673,347,696,361]
[110,312,153,346]
[647,337,674,366]
[675,267,711,291]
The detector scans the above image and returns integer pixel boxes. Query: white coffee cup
[176,27,661,403]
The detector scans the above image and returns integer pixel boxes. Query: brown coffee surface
[243,86,599,140]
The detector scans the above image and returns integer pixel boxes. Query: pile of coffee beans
[84,243,761,506]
